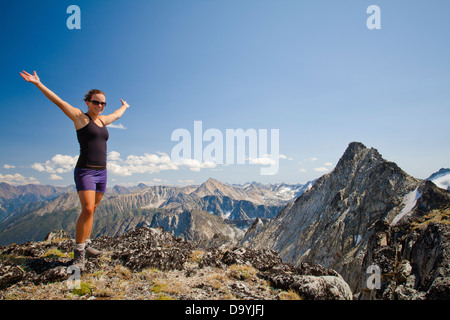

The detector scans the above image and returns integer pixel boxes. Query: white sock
[75,242,86,251]
[85,239,92,246]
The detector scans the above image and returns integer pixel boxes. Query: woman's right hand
[19,70,82,123]
[20,70,41,85]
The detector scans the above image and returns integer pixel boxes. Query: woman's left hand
[120,99,130,109]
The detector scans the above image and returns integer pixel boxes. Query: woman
[20,70,130,269]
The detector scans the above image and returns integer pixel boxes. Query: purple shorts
[74,168,107,193]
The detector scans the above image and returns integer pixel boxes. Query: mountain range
[0,182,75,222]
[426,168,450,190]
[0,177,309,246]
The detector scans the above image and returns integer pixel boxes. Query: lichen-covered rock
[259,262,352,300]
[0,226,353,300]
[97,227,195,271]
[0,260,25,290]
[221,247,282,271]
[263,268,352,300]
[113,246,191,271]
[360,220,450,300]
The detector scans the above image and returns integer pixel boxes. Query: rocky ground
[0,227,352,300]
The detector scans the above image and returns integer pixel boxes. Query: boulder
[221,247,282,271]
[263,266,352,300]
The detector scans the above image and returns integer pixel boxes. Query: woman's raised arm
[100,99,130,126]
[20,70,83,121]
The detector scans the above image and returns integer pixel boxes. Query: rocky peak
[201,178,226,188]
[194,178,250,201]
[196,178,231,193]
[338,141,371,163]
[331,142,410,189]
[241,142,446,295]
[332,142,383,176]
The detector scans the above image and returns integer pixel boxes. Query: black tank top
[76,113,109,169]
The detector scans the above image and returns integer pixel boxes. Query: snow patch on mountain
[391,187,422,225]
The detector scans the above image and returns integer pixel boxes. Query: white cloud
[0,173,39,185]
[324,162,333,167]
[314,167,329,172]
[278,154,294,161]
[32,151,222,178]
[107,123,127,129]
[299,168,307,173]
[108,151,122,161]
[175,158,216,172]
[3,164,15,169]
[248,157,276,166]
[107,162,132,176]
[32,154,78,174]
[245,154,279,166]
[107,151,216,176]
[49,174,63,180]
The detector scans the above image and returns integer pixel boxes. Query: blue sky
[0,0,449,187]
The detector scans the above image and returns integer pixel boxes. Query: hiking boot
[85,245,103,258]
[85,240,103,258]
[72,248,85,270]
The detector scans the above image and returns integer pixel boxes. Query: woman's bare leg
[85,192,104,240]
[75,190,97,244]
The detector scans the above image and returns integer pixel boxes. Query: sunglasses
[89,100,107,107]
